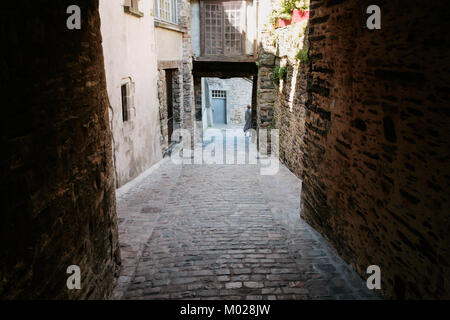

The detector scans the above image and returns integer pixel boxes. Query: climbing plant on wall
[295,47,309,64]
[273,65,287,84]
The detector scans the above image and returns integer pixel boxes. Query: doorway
[211,89,227,124]
[166,69,174,143]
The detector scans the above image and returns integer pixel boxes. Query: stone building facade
[100,0,163,187]
[190,0,260,142]
[258,11,309,177]
[203,77,253,126]
[154,0,196,154]
[301,0,450,299]
[181,0,196,134]
[257,0,450,299]
[1,0,120,299]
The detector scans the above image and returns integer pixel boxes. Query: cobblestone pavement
[111,132,378,300]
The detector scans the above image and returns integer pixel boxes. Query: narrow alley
[111,135,376,300]
[2,0,449,305]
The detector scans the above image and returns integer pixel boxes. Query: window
[154,0,178,25]
[212,90,226,98]
[130,0,139,10]
[121,84,129,122]
[201,1,245,56]
[204,3,223,55]
[124,0,144,17]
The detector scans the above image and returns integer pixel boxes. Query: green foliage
[279,66,287,80]
[269,12,278,25]
[295,0,310,10]
[273,66,287,84]
[272,66,280,83]
[282,0,297,13]
[295,47,309,64]
[279,12,292,20]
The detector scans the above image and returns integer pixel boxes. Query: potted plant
[271,0,295,28]
[292,0,310,23]
[272,0,309,28]
[292,8,310,23]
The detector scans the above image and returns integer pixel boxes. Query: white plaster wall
[100,0,162,187]
[201,78,213,131]
[258,0,273,39]
[245,0,255,55]
[190,0,201,57]
[155,27,183,61]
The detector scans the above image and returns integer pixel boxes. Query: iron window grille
[211,90,226,98]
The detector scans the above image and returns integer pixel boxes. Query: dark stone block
[383,116,396,143]
[352,118,367,131]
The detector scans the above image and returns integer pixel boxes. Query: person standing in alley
[243,105,252,136]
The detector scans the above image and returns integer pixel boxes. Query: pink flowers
[275,10,309,28]
[291,9,310,23]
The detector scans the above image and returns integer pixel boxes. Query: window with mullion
[155,0,178,25]
[202,1,243,56]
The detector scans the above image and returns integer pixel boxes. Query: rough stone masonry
[290,0,450,299]
[0,0,120,299]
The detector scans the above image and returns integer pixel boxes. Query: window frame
[124,0,144,18]
[130,0,139,10]
[211,89,226,99]
[154,0,179,25]
[200,0,246,57]
[121,83,130,123]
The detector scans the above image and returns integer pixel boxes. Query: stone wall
[268,19,309,178]
[257,0,450,299]
[157,66,184,155]
[256,0,277,133]
[256,47,276,133]
[0,0,120,299]
[257,1,309,159]
[155,0,194,151]
[301,0,450,299]
[180,0,195,132]
[205,78,253,125]
[273,60,308,178]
